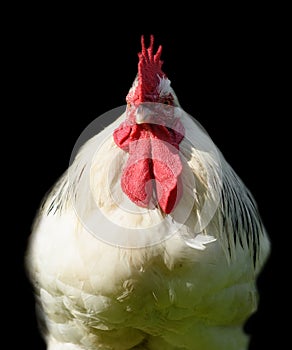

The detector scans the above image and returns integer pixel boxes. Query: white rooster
[26,35,270,350]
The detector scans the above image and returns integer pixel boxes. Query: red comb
[127,35,166,105]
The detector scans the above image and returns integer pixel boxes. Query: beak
[135,103,159,125]
[135,104,149,124]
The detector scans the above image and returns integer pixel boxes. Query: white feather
[26,105,270,349]
[157,76,172,97]
[184,233,217,250]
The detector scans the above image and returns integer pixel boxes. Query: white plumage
[26,36,270,350]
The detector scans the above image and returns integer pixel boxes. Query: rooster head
[113,35,184,214]
[125,35,179,126]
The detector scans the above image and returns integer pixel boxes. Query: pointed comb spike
[141,35,147,59]
[148,35,154,61]
[154,44,163,63]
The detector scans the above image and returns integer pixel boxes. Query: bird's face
[125,75,179,127]
[113,36,184,214]
[124,35,179,127]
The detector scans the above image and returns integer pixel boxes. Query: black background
[8,6,286,350]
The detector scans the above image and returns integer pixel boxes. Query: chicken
[26,35,270,350]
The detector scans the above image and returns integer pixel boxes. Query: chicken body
[26,37,270,350]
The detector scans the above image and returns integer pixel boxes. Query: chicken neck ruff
[26,35,270,350]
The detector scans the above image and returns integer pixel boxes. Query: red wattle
[113,122,184,214]
[121,138,153,208]
[151,138,183,213]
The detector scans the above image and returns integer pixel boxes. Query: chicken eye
[163,99,171,105]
